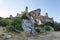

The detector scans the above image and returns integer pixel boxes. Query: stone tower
[44,12,48,17]
[9,15,13,18]
[16,13,20,17]
[25,6,28,13]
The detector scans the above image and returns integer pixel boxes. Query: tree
[54,22,60,31]
[0,19,9,27]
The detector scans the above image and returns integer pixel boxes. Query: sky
[0,0,60,22]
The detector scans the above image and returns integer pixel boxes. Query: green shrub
[0,19,8,26]
[15,24,22,31]
[6,25,15,32]
[34,23,51,31]
[54,22,60,31]
[9,17,22,31]
[6,24,22,33]
[44,26,50,31]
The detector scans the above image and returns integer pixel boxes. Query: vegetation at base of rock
[0,16,60,33]
[0,18,9,27]
[6,17,23,33]
[5,13,29,33]
[44,26,50,31]
[34,23,50,31]
[53,22,60,31]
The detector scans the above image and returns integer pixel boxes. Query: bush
[6,24,22,33]
[34,23,51,31]
[6,25,14,32]
[44,26,50,31]
[0,19,8,27]
[45,22,53,26]
[54,22,60,31]
[10,17,23,31]
[15,24,22,31]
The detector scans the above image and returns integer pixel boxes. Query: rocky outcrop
[22,19,37,34]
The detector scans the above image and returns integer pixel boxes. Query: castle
[9,6,53,25]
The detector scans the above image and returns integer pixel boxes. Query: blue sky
[0,0,60,22]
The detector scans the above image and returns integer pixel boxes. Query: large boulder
[22,19,37,34]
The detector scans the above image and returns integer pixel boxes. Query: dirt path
[28,32,60,40]
[0,27,5,35]
[0,27,60,40]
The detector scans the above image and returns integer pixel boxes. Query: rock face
[22,19,37,34]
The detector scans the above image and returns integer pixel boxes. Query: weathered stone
[22,19,37,34]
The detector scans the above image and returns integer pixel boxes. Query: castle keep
[9,6,53,25]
